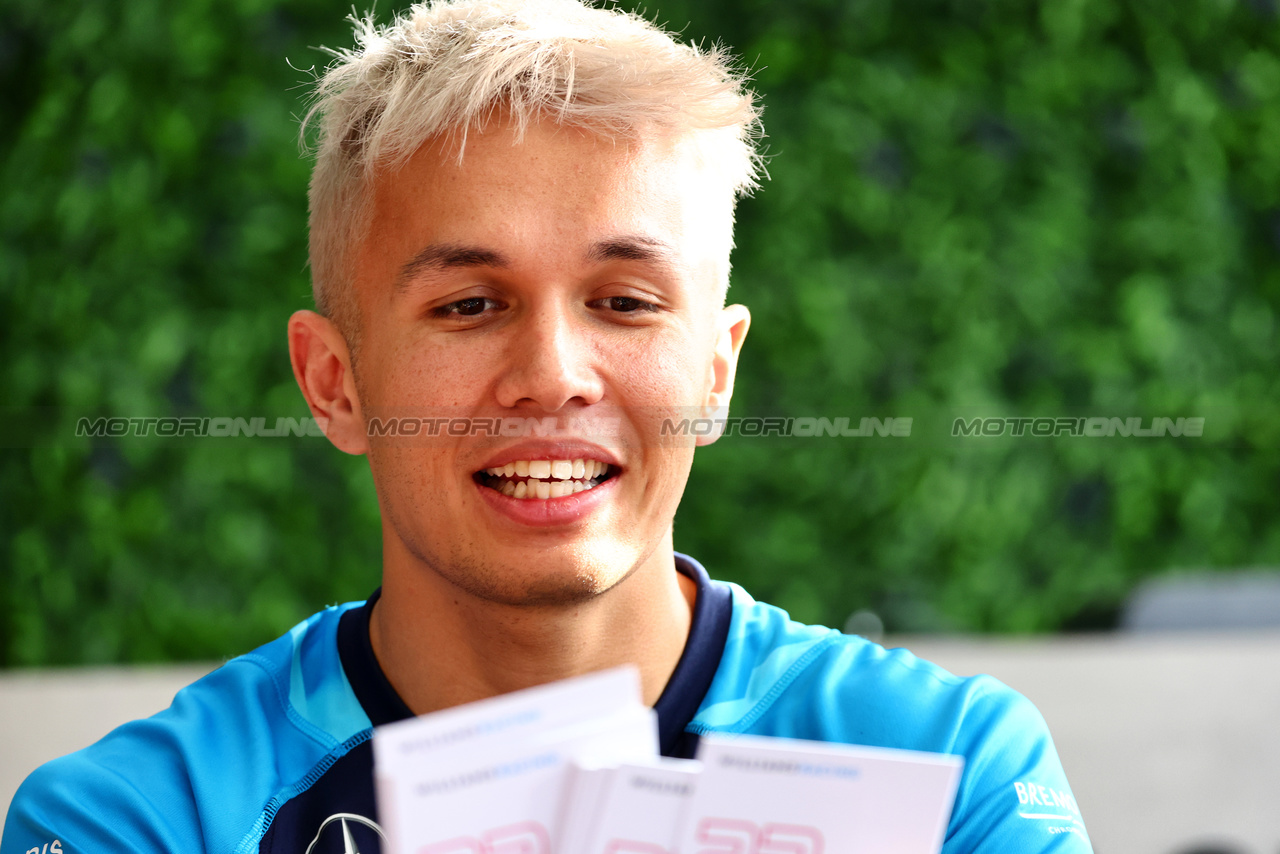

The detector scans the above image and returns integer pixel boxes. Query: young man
[3,1,1092,852]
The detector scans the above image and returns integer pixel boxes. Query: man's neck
[368,541,696,714]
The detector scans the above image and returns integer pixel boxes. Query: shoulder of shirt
[2,602,371,854]
[693,582,1048,754]
[695,583,1091,850]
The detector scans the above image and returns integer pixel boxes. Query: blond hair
[303,0,764,337]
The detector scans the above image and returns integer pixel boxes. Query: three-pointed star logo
[303,813,388,854]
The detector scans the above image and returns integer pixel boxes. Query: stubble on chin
[425,551,635,608]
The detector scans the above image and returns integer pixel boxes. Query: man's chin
[435,553,635,608]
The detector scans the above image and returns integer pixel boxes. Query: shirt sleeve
[2,751,201,854]
[942,679,1093,853]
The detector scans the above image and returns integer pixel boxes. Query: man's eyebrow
[397,244,509,289]
[586,235,678,267]
[397,237,677,289]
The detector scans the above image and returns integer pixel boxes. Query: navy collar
[336,552,732,758]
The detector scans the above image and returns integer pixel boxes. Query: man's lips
[474,456,617,500]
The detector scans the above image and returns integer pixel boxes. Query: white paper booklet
[373,668,965,854]
[373,666,658,854]
[557,763,618,854]
[675,733,962,854]
[562,757,700,854]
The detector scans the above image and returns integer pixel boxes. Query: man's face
[346,119,745,606]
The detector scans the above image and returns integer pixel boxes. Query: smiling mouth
[475,458,617,499]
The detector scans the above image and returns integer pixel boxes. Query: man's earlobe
[287,310,369,455]
[696,303,751,447]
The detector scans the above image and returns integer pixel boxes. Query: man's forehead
[371,118,730,207]
[365,123,726,240]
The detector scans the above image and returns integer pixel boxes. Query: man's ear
[288,310,369,455]
[697,303,751,447]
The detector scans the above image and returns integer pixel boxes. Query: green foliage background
[3,0,1279,665]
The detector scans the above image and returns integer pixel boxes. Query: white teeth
[493,476,602,500]
[487,459,610,480]
[484,458,615,499]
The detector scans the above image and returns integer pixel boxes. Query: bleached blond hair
[303,0,764,339]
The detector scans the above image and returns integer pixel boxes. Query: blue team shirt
[2,555,1092,853]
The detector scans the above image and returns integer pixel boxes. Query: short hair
[303,0,765,341]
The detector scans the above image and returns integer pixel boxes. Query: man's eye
[603,296,657,313]
[434,297,497,318]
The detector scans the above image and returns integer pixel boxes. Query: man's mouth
[475,459,616,499]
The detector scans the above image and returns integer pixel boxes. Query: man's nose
[493,304,605,411]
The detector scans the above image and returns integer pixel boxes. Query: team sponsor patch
[1012,780,1088,839]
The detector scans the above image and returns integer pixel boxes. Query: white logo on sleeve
[25,841,62,854]
[1012,781,1088,837]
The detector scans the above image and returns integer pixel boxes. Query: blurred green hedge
[3,0,1279,665]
